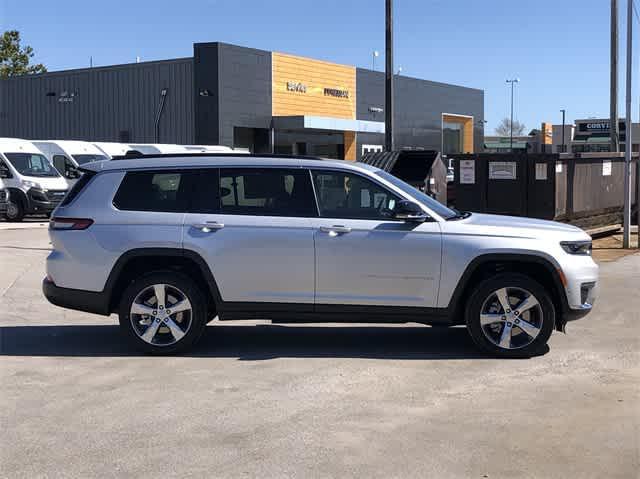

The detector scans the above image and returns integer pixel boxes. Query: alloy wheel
[129,283,193,346]
[479,287,543,350]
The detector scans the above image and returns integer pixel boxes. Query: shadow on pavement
[0,323,502,360]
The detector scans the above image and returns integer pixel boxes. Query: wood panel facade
[272,52,356,119]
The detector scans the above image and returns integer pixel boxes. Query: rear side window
[219,168,317,217]
[59,171,95,207]
[113,170,190,212]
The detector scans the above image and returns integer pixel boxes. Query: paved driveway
[1,228,638,478]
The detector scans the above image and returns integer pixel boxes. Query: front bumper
[42,277,110,316]
[25,188,66,214]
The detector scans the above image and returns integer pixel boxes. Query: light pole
[385,0,394,152]
[372,50,379,71]
[622,0,633,248]
[506,78,520,152]
[560,109,566,153]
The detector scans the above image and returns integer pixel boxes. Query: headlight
[560,240,592,255]
[21,180,42,189]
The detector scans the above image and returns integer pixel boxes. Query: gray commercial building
[0,42,484,161]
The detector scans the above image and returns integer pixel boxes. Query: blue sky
[1,0,638,134]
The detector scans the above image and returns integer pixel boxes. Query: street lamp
[560,109,566,153]
[506,78,520,152]
[372,50,379,71]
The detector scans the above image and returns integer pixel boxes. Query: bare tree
[495,118,526,137]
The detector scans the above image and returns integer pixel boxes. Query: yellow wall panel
[344,131,356,161]
[272,52,356,119]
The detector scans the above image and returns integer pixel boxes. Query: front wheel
[465,273,555,358]
[5,200,24,222]
[118,272,207,354]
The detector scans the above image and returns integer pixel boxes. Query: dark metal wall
[356,69,484,161]
[193,43,272,147]
[0,58,194,143]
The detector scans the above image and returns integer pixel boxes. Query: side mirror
[66,168,81,179]
[393,200,428,223]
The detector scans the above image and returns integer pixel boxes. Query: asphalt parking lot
[0,225,638,478]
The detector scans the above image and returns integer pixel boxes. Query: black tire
[465,273,555,358]
[118,271,207,354]
[5,200,24,222]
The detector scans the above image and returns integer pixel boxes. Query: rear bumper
[42,277,110,316]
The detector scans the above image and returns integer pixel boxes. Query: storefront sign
[323,87,349,98]
[459,160,475,184]
[535,163,547,180]
[489,161,517,180]
[286,81,307,93]
[578,120,625,132]
[602,160,612,176]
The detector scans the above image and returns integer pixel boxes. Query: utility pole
[610,0,619,152]
[622,0,633,248]
[385,0,394,152]
[560,109,566,153]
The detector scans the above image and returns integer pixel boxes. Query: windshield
[72,154,109,165]
[374,170,458,220]
[4,153,61,177]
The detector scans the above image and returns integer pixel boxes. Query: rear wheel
[118,272,207,354]
[465,273,555,358]
[5,200,24,222]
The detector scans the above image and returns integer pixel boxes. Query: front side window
[375,169,457,219]
[311,170,399,220]
[4,153,60,177]
[113,170,189,212]
[219,168,316,217]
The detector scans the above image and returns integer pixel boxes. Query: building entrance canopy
[272,116,385,134]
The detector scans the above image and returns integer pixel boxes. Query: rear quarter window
[59,171,95,206]
[113,170,190,212]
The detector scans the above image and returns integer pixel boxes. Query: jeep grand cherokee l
[43,155,598,357]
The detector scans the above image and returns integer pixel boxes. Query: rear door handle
[193,221,224,232]
[320,225,351,235]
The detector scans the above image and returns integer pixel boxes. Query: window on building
[311,170,400,220]
[113,170,189,212]
[443,122,464,154]
[219,168,316,217]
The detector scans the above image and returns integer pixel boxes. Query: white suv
[43,154,598,357]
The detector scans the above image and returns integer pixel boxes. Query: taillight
[49,217,94,230]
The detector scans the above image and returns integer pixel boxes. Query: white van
[0,138,69,221]
[182,145,235,153]
[93,142,134,159]
[0,179,8,217]
[126,144,191,155]
[33,140,109,180]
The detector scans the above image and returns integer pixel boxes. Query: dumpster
[359,150,447,205]
[450,152,638,228]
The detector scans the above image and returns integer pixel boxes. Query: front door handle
[320,225,352,235]
[193,221,224,232]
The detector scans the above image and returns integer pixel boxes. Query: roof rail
[111,152,327,161]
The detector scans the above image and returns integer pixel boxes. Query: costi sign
[578,120,625,132]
